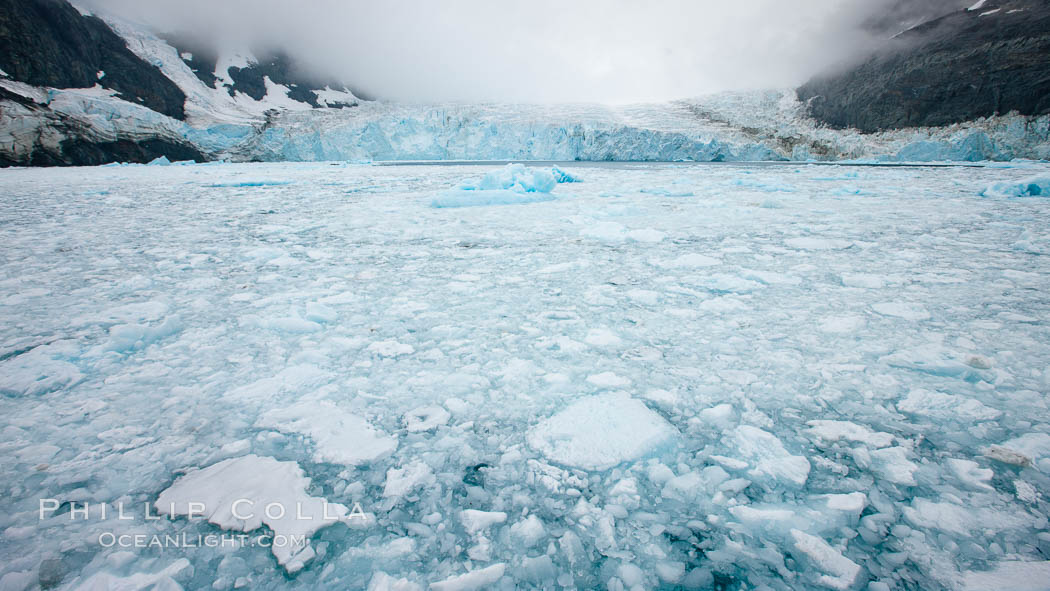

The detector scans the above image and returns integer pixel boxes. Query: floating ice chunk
[147,155,171,166]
[586,372,631,388]
[805,420,894,448]
[699,274,764,294]
[818,315,866,334]
[654,561,686,583]
[0,344,82,396]
[1013,229,1050,255]
[869,446,919,486]
[821,492,868,516]
[961,561,1050,591]
[105,315,183,352]
[729,425,810,486]
[368,340,415,357]
[473,164,557,193]
[383,461,435,498]
[71,300,169,326]
[616,563,646,587]
[508,515,547,549]
[13,443,60,464]
[728,504,797,528]
[626,228,666,243]
[784,237,853,250]
[980,175,1050,198]
[259,314,322,333]
[841,273,885,288]
[871,302,930,321]
[698,403,737,430]
[739,268,801,285]
[790,529,861,591]
[644,388,680,409]
[432,164,558,208]
[946,458,994,491]
[257,401,397,465]
[985,445,1033,467]
[1015,480,1038,503]
[368,572,423,591]
[520,555,556,583]
[460,509,508,534]
[902,499,975,536]
[69,558,191,591]
[0,570,34,591]
[626,289,660,305]
[897,389,1001,422]
[662,471,706,501]
[653,253,721,268]
[225,364,329,401]
[155,455,351,572]
[430,563,506,591]
[304,302,338,323]
[905,497,1034,539]
[580,221,626,242]
[527,393,677,470]
[403,405,450,432]
[242,246,287,263]
[584,329,622,347]
[551,166,581,183]
[987,433,1050,471]
[697,296,748,313]
[880,345,979,378]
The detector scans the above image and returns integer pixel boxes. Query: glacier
[6,81,1049,165]
[5,39,1050,166]
[1,160,1049,590]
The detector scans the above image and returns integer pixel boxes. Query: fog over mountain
[77,0,930,103]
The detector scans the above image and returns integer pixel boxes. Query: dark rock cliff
[162,34,363,108]
[798,0,1050,132]
[0,86,207,167]
[0,0,188,120]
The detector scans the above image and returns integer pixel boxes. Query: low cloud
[82,0,917,103]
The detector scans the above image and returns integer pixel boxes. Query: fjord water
[1,161,1049,590]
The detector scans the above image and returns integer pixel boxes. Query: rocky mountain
[0,0,187,119]
[0,0,360,166]
[161,35,364,109]
[799,0,1050,132]
[859,0,972,38]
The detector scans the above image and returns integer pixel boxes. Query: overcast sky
[82,0,901,103]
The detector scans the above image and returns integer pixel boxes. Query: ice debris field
[1,160,1050,590]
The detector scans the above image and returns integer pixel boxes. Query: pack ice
[2,161,1050,590]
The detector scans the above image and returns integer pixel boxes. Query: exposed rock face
[0,86,206,166]
[163,35,363,108]
[860,0,971,37]
[798,0,1050,132]
[0,0,188,120]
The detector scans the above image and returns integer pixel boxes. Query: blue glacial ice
[431,164,561,208]
[981,174,1050,198]
[8,67,1050,165]
[1,161,1050,590]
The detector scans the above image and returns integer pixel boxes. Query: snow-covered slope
[0,0,360,165]
[101,13,361,127]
